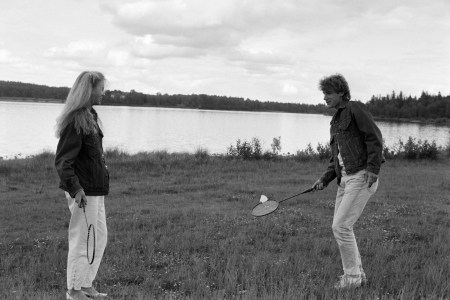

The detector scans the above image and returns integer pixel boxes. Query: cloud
[282,82,298,95]
[106,49,130,66]
[131,35,205,59]
[43,40,128,70]
[100,0,311,75]
[100,0,331,49]
[45,40,107,59]
[101,0,242,49]
[0,48,19,64]
[98,0,375,70]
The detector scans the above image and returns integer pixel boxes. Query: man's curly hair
[318,73,351,101]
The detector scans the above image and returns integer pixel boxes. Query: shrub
[295,143,316,161]
[226,142,238,158]
[316,142,331,160]
[382,145,395,160]
[194,147,210,163]
[403,137,419,159]
[227,137,263,160]
[418,140,439,159]
[382,138,395,159]
[105,147,130,159]
[271,136,281,155]
[262,150,277,160]
[385,137,441,160]
[29,150,54,160]
[237,140,253,159]
[446,137,450,158]
[252,137,263,160]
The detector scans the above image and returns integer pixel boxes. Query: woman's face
[91,80,105,105]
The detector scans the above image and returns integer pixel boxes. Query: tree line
[1,80,448,121]
[104,89,330,115]
[366,91,450,121]
[0,80,69,100]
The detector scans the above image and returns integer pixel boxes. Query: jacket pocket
[338,116,351,131]
[84,135,100,157]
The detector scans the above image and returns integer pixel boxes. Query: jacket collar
[337,100,350,110]
[331,100,350,124]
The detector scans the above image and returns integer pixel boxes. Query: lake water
[1,101,449,159]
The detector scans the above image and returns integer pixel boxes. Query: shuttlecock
[260,195,268,203]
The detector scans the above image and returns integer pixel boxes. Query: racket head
[251,200,279,217]
[86,224,96,264]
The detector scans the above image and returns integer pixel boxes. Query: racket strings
[83,206,96,265]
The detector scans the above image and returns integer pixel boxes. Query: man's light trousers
[332,170,378,275]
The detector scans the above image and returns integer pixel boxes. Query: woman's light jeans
[65,193,107,290]
[332,170,378,276]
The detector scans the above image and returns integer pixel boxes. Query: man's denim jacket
[320,101,383,186]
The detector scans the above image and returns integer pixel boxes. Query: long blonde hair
[56,71,105,137]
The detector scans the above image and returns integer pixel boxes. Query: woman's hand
[74,190,87,208]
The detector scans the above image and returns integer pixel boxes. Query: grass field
[0,151,449,300]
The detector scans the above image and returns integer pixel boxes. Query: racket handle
[279,188,314,203]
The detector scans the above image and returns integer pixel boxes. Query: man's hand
[312,179,325,191]
[364,171,378,188]
[74,190,87,208]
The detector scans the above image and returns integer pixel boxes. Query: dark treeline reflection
[1,80,449,121]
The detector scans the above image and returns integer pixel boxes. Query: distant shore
[0,97,63,103]
[2,97,449,126]
[373,116,450,126]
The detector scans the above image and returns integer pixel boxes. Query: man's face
[323,89,344,109]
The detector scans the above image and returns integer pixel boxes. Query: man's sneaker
[361,271,367,286]
[359,265,368,286]
[81,286,107,298]
[334,274,363,289]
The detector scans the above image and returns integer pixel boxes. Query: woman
[55,71,109,300]
[312,74,383,289]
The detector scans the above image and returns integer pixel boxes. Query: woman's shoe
[66,291,89,300]
[81,286,107,298]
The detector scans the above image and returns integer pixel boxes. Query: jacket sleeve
[351,102,383,175]
[320,155,337,186]
[55,123,83,198]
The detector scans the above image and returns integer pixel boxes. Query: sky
[0,0,449,105]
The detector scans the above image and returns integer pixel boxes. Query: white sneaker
[359,265,368,285]
[361,271,367,285]
[66,291,89,300]
[81,286,108,298]
[334,274,363,289]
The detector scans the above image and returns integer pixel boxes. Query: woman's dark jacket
[320,101,383,186]
[55,109,109,198]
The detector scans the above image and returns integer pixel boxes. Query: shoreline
[0,97,63,103]
[2,97,449,126]
[1,147,449,162]
[373,116,450,126]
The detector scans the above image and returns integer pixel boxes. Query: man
[312,73,383,289]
